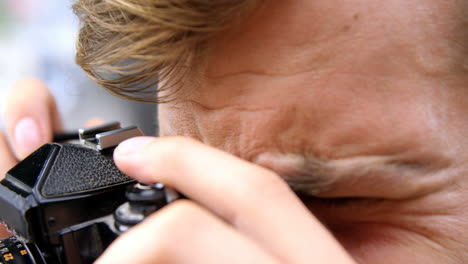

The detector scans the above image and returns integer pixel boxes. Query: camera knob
[125,183,168,205]
[113,183,179,232]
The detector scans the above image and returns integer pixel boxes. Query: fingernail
[14,117,43,157]
[116,137,153,156]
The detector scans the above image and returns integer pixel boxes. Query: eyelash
[299,195,383,208]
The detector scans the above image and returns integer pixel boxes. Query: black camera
[0,122,179,264]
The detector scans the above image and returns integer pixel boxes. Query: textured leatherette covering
[40,143,132,198]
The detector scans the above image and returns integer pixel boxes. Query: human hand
[1,78,62,168]
[96,137,356,264]
[0,79,64,238]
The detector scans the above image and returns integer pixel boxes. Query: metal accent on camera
[78,122,144,151]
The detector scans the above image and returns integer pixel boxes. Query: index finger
[2,79,62,159]
[114,137,355,264]
[0,132,17,179]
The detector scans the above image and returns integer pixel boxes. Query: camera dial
[114,183,180,232]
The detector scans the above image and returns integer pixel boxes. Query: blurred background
[0,0,157,136]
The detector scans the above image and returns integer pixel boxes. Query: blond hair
[73,0,258,102]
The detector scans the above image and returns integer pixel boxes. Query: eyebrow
[279,156,337,196]
[267,153,441,198]
[254,153,345,196]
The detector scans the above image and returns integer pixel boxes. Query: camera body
[0,123,177,264]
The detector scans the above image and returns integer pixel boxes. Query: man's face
[159,0,468,262]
